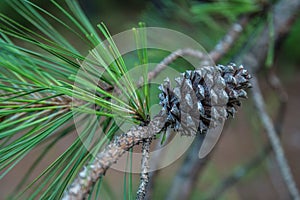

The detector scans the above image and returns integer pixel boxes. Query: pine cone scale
[159,63,251,136]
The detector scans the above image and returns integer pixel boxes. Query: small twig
[239,0,300,73]
[136,138,152,200]
[145,129,172,200]
[251,76,300,200]
[147,48,206,82]
[62,114,166,200]
[146,16,249,83]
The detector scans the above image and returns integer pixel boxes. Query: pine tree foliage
[0,0,149,198]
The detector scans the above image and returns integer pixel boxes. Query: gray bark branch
[62,114,165,200]
[136,138,152,200]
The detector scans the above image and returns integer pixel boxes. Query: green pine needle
[0,0,154,199]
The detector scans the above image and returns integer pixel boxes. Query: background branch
[147,48,206,82]
[251,76,300,200]
[207,71,288,199]
[203,15,250,65]
[165,134,208,200]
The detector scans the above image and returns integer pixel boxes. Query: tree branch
[251,76,300,200]
[136,138,152,200]
[240,0,300,73]
[62,114,166,200]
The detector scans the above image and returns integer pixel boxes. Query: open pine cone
[158,63,251,136]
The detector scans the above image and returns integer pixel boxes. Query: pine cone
[158,63,251,135]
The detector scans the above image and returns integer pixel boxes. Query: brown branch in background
[136,138,152,200]
[164,0,300,199]
[267,70,288,132]
[147,15,250,84]
[206,71,288,200]
[1,94,74,107]
[165,134,209,200]
[251,76,300,200]
[147,48,206,82]
[240,0,300,73]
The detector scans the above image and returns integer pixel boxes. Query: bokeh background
[0,0,299,199]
